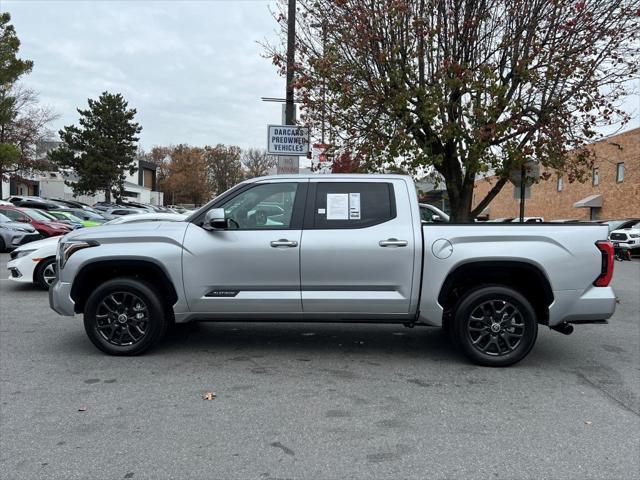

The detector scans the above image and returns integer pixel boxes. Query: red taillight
[594,241,614,287]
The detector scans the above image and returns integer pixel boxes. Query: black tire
[451,286,538,367]
[0,237,6,253]
[34,257,57,290]
[83,278,168,355]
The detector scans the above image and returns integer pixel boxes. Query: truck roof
[244,173,413,183]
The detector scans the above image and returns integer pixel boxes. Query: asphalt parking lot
[0,254,638,480]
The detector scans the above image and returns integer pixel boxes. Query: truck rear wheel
[83,278,168,355]
[452,286,538,367]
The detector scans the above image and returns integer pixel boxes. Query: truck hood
[61,220,190,245]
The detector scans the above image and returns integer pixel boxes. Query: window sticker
[317,208,326,215]
[349,193,361,220]
[326,193,349,220]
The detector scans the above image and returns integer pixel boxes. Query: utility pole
[285,0,296,126]
[519,164,526,222]
[275,0,299,175]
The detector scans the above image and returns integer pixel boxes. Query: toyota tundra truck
[49,174,616,366]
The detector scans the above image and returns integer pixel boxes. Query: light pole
[285,0,296,126]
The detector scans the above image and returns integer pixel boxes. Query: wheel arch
[438,260,554,325]
[71,259,179,314]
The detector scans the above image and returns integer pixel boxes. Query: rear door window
[311,182,396,229]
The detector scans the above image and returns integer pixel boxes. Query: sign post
[268,113,309,174]
[509,160,540,222]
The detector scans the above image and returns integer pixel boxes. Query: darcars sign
[267,125,310,156]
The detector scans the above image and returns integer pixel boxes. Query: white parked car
[510,217,544,223]
[7,213,186,289]
[608,220,640,251]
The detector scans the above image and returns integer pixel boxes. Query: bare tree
[267,0,640,221]
[162,145,212,206]
[242,148,277,178]
[1,86,57,187]
[203,144,245,195]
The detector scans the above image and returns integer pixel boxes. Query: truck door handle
[379,238,408,247]
[270,239,298,248]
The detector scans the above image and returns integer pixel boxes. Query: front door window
[219,183,298,229]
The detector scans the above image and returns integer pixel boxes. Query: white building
[5,158,163,206]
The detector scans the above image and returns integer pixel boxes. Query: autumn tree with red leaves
[267,0,639,221]
[330,151,366,173]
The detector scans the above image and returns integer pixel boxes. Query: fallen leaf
[202,392,216,401]
[78,406,87,412]
[584,421,593,426]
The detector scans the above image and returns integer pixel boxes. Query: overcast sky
[5,0,285,151]
[4,0,639,154]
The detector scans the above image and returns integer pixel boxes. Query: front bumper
[549,286,616,326]
[6,258,30,283]
[48,280,75,316]
[611,240,639,250]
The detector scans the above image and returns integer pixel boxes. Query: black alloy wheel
[452,286,538,367]
[95,291,150,346]
[84,278,168,355]
[467,299,525,356]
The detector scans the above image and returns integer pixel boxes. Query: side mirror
[204,208,228,230]
[431,214,442,223]
[18,217,30,223]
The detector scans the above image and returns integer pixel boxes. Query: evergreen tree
[50,92,142,201]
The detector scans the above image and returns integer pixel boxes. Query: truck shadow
[160,321,461,360]
[55,321,572,367]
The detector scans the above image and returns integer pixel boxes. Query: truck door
[300,179,417,316]
[182,180,307,315]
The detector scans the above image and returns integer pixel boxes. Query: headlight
[630,234,639,238]
[11,249,36,259]
[58,240,99,269]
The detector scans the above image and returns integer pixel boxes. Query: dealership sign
[267,125,310,156]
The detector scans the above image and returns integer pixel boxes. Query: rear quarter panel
[418,224,611,326]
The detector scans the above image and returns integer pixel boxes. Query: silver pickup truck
[49,174,616,366]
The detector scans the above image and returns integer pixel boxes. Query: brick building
[473,127,640,221]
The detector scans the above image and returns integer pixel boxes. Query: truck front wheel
[452,286,538,367]
[83,278,168,355]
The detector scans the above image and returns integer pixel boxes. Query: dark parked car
[47,198,103,215]
[6,196,63,211]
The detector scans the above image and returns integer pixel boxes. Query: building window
[616,162,624,183]
[557,175,563,192]
[592,167,599,186]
